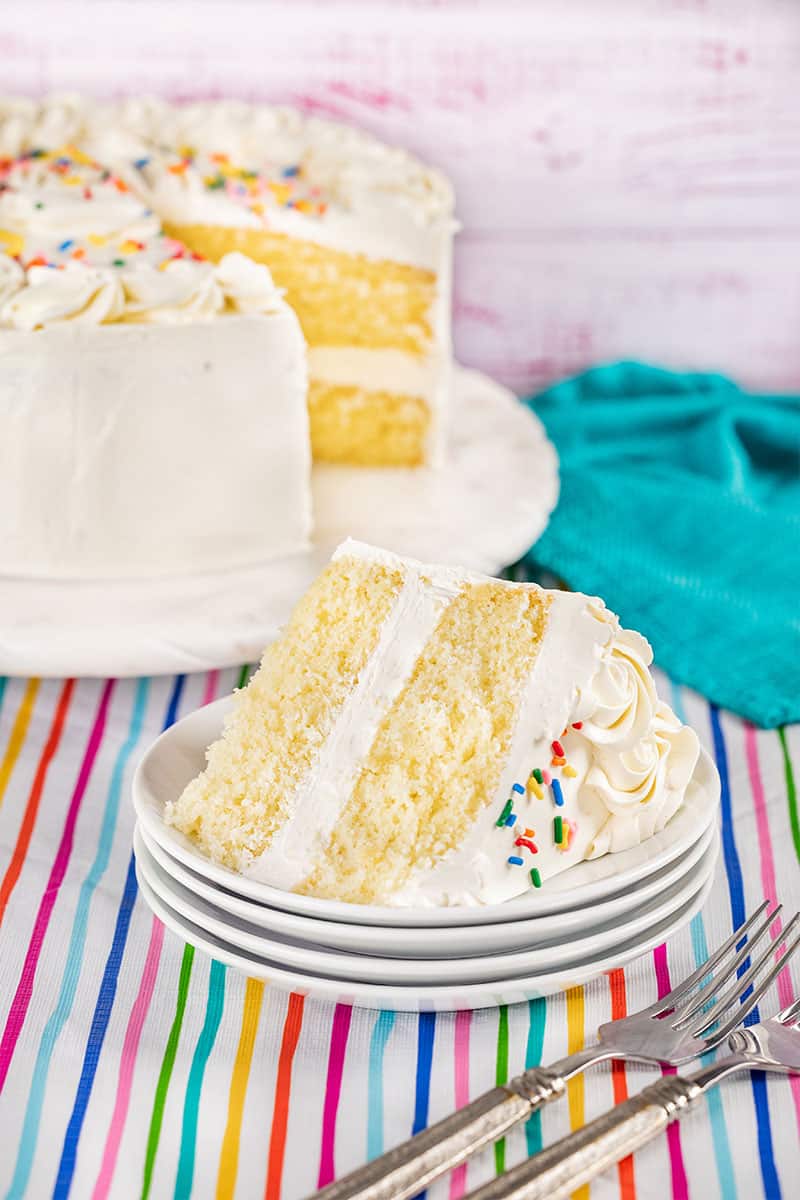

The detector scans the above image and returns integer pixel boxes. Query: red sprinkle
[552,740,565,758]
[572,722,583,730]
[514,837,538,854]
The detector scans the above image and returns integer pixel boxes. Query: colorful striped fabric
[0,668,798,1200]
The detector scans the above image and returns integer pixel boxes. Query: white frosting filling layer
[246,564,454,887]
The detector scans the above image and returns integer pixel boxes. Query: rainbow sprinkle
[554,815,563,844]
[496,798,514,828]
[530,868,542,888]
[551,779,564,807]
[511,782,525,796]
[504,813,517,827]
[508,855,524,867]
[563,764,577,778]
[528,774,543,800]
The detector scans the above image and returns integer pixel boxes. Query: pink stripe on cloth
[448,1010,472,1200]
[0,680,115,1094]
[744,724,800,1131]
[653,944,690,1200]
[91,919,165,1200]
[201,671,220,706]
[92,668,220,1197]
[317,1005,353,1187]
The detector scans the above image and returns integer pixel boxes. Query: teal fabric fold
[522,362,800,727]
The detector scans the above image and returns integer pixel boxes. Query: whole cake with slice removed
[166,540,701,907]
[1,95,455,468]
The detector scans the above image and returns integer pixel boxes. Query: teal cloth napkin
[522,363,800,727]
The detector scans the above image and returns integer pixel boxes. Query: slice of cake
[1,97,456,468]
[0,143,310,577]
[166,540,700,906]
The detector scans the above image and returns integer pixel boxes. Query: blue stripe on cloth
[411,1013,436,1200]
[52,853,139,1199]
[669,684,737,1200]
[366,1012,396,1161]
[5,679,150,1200]
[51,675,186,1200]
[525,999,547,1157]
[173,960,227,1200]
[710,703,780,1199]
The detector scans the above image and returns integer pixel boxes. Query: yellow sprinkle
[119,239,142,254]
[87,233,108,247]
[563,765,578,778]
[528,776,543,800]
[62,174,82,186]
[177,144,195,160]
[64,143,94,166]
[267,181,292,207]
[250,201,265,216]
[0,228,24,256]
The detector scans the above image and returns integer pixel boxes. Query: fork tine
[778,996,800,1025]
[672,905,785,1027]
[646,899,773,1015]
[693,916,800,1041]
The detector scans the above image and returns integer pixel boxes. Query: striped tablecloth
[0,667,798,1200]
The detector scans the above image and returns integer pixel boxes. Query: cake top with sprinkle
[0,144,290,330]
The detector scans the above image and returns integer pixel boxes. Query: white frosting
[244,541,700,906]
[0,313,312,578]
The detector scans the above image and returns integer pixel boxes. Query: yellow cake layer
[164,223,437,354]
[308,380,430,465]
[298,582,550,904]
[165,555,403,868]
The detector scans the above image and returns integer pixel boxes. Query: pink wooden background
[4,0,800,395]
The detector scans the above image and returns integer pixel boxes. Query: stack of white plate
[133,697,721,1012]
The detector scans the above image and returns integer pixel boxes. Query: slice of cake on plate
[0,143,310,578]
[166,540,701,906]
[2,97,456,467]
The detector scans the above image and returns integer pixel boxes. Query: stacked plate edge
[132,701,721,1012]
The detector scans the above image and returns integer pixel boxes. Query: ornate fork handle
[463,1075,708,1200]
[313,1052,606,1200]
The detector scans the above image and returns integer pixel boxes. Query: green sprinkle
[112,258,125,266]
[35,201,44,209]
[554,815,563,844]
[208,174,226,189]
[496,798,514,828]
[532,768,543,785]
[530,868,542,888]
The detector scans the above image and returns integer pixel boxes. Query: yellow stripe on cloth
[216,978,265,1200]
[0,679,40,809]
[565,985,589,1200]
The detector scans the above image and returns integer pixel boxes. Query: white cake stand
[0,366,558,677]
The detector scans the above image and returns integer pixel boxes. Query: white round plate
[135,861,716,1012]
[137,817,717,959]
[0,365,557,677]
[132,693,720,927]
[135,824,718,986]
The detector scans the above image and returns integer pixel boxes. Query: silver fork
[462,996,800,1200]
[312,901,798,1200]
